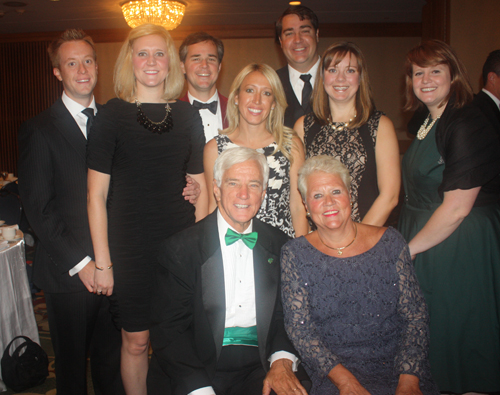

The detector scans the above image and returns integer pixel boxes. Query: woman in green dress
[398,40,500,393]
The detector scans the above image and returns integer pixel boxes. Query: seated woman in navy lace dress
[280,155,439,395]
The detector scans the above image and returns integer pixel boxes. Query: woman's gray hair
[213,147,269,187]
[298,155,351,200]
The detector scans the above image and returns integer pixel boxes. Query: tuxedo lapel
[200,212,226,360]
[253,221,280,362]
[51,99,87,162]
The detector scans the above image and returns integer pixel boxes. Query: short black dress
[87,98,205,332]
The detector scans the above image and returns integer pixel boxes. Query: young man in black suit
[473,50,500,135]
[149,147,308,395]
[17,30,124,395]
[275,5,320,128]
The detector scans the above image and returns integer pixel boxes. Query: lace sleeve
[394,244,430,379]
[281,244,341,378]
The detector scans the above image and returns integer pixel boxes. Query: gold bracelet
[95,263,113,271]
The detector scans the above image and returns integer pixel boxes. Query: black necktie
[300,74,313,111]
[192,100,218,115]
[81,108,94,139]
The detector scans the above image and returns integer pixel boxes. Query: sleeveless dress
[87,99,205,332]
[398,120,500,392]
[281,227,439,395]
[215,134,294,237]
[303,111,381,222]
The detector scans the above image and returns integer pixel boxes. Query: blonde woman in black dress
[87,24,207,394]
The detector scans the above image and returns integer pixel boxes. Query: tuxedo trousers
[147,346,270,395]
[45,291,124,395]
[212,345,270,395]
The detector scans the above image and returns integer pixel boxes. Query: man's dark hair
[47,29,96,68]
[179,32,224,63]
[482,49,500,86]
[275,5,319,43]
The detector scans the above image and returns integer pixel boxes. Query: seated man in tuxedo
[275,5,320,128]
[149,147,308,395]
[473,49,500,136]
[179,31,228,142]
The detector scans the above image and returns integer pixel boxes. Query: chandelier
[121,0,186,30]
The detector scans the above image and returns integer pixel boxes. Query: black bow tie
[192,100,218,115]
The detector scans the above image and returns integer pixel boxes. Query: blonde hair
[312,42,374,128]
[114,24,183,102]
[223,63,296,163]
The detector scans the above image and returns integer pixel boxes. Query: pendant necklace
[135,99,173,134]
[318,223,358,256]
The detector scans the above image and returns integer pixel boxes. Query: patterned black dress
[281,227,439,394]
[215,134,294,237]
[303,111,382,222]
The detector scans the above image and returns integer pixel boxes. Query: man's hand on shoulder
[77,260,95,292]
[263,358,307,395]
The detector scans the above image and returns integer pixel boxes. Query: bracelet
[95,263,113,271]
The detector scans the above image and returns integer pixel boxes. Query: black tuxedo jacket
[472,90,500,137]
[277,66,311,128]
[18,98,96,293]
[149,211,296,395]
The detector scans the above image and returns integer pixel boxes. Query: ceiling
[0,0,426,35]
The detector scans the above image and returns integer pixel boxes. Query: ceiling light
[289,1,301,5]
[121,0,186,30]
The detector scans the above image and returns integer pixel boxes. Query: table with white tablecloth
[0,236,39,389]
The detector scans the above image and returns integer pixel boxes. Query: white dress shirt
[189,211,298,395]
[288,57,321,105]
[61,91,97,138]
[61,92,97,276]
[188,90,223,142]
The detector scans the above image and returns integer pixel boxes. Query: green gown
[399,123,500,392]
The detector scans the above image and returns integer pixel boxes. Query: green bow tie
[225,228,258,249]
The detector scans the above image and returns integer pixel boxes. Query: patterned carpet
[4,291,95,395]
[4,292,57,395]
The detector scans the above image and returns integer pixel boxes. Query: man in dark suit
[275,5,320,128]
[18,30,124,395]
[179,32,228,142]
[472,49,500,135]
[149,147,308,395]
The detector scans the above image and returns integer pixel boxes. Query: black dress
[303,111,381,222]
[87,98,205,332]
